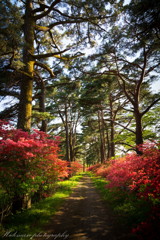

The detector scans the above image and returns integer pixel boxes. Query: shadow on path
[37,176,137,240]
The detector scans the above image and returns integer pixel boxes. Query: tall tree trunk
[110,121,115,157]
[69,131,74,162]
[134,109,143,154]
[16,0,34,210]
[109,94,115,157]
[98,110,105,163]
[69,131,76,162]
[106,127,110,159]
[17,0,35,131]
[65,103,70,162]
[39,80,47,132]
[101,110,106,160]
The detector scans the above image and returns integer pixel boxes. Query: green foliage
[90,173,151,228]
[0,0,22,55]
[1,174,83,238]
[127,0,160,41]
[32,111,54,121]
[0,0,23,120]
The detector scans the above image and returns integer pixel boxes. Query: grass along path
[89,172,155,240]
[1,174,83,239]
[2,173,145,240]
[34,174,137,240]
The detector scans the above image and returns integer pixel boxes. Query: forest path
[37,175,137,240]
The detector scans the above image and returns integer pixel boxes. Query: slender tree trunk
[69,131,74,162]
[69,132,77,162]
[98,110,105,163]
[101,110,106,160]
[17,0,35,131]
[72,134,76,161]
[39,80,47,132]
[22,194,31,209]
[109,94,115,157]
[106,127,110,159]
[110,121,115,157]
[65,103,70,162]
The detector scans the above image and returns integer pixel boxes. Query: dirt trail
[37,176,137,240]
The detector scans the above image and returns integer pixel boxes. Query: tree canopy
[0,0,160,160]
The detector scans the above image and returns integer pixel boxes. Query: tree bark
[69,131,74,162]
[134,109,143,154]
[17,0,35,131]
[39,80,47,132]
[16,0,35,210]
[98,110,106,163]
[106,127,110,159]
[65,103,70,162]
[109,94,115,157]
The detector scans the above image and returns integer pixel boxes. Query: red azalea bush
[70,161,83,176]
[0,120,69,204]
[88,163,110,178]
[88,142,160,201]
[87,163,102,173]
[88,142,160,238]
[107,142,160,200]
[132,206,160,240]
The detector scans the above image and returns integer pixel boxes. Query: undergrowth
[0,174,83,239]
[87,172,152,236]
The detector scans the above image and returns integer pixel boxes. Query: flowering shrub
[88,163,110,178]
[88,142,160,201]
[132,206,160,240]
[70,161,83,176]
[88,142,160,238]
[0,120,69,204]
[107,143,160,200]
[87,163,102,173]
